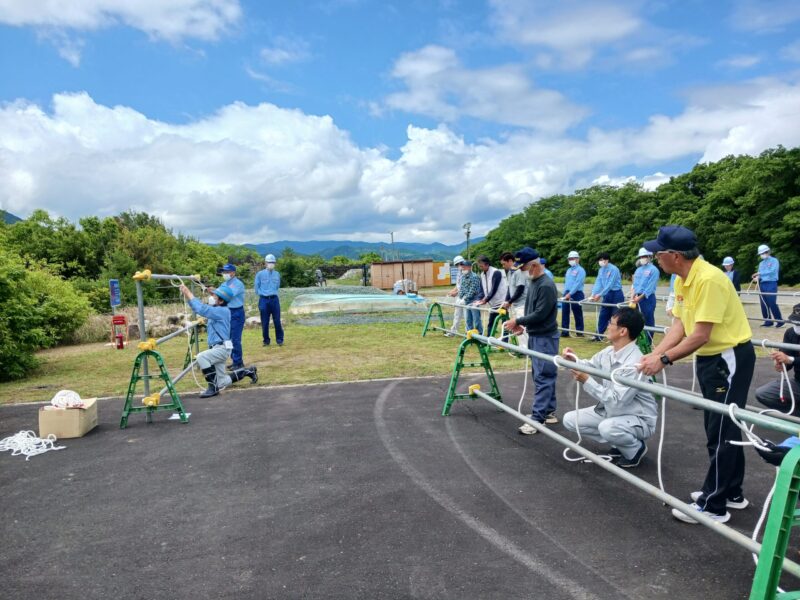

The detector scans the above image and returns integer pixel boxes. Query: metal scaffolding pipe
[155,321,201,346]
[468,386,800,579]
[471,333,800,437]
[155,360,198,397]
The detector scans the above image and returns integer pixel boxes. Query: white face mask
[760,253,769,260]
[568,260,577,267]
[266,263,275,270]
[793,325,800,335]
[222,273,232,281]
[207,295,217,306]
[598,260,608,268]
[639,257,649,265]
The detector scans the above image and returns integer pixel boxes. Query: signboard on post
[109,279,121,307]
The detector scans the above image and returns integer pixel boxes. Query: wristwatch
[660,354,673,366]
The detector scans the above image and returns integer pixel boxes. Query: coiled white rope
[170,276,207,392]
[0,431,66,460]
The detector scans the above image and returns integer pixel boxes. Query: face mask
[598,260,608,268]
[568,260,577,267]
[266,263,275,270]
[793,325,800,335]
[639,258,649,265]
[222,273,232,281]
[760,253,769,260]
[207,296,217,306]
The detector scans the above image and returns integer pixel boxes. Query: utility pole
[463,222,472,260]
[390,230,406,293]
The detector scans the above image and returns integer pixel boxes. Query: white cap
[757,244,770,255]
[452,254,465,266]
[722,256,734,266]
[265,253,277,263]
[567,251,580,259]
[637,247,653,258]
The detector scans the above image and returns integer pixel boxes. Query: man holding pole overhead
[639,225,754,524]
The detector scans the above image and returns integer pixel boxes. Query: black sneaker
[614,442,647,468]
[607,447,622,458]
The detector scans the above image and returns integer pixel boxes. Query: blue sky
[1,0,799,244]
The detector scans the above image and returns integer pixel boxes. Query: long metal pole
[155,360,198,397]
[154,321,200,346]
[471,333,800,437]
[469,387,800,579]
[136,280,149,396]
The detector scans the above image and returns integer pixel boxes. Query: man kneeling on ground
[179,284,258,398]
[561,308,657,468]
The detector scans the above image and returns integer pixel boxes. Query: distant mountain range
[1,210,21,224]
[231,238,484,261]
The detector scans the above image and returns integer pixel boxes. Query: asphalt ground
[1,359,798,599]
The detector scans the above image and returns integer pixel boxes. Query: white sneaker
[690,491,749,510]
[518,423,539,435]
[671,502,731,524]
[545,413,559,425]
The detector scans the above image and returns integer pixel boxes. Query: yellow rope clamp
[468,384,481,395]
[466,328,479,339]
[195,317,206,326]
[142,394,161,407]
[498,308,507,316]
[137,338,157,352]
[132,269,152,281]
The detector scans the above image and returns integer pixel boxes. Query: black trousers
[694,342,756,514]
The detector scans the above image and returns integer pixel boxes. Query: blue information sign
[109,279,121,307]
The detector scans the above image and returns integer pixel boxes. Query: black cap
[514,246,540,266]
[643,225,698,253]
[788,304,800,325]
[461,259,473,267]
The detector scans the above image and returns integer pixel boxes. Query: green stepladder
[749,446,800,599]
[120,349,189,428]
[422,302,446,337]
[441,335,502,416]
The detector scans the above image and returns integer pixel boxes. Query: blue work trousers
[638,294,656,341]
[597,289,625,337]
[259,296,284,345]
[529,334,559,422]
[228,306,245,366]
[465,305,483,335]
[758,281,783,325]
[561,291,585,334]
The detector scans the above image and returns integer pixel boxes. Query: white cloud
[0,0,241,65]
[591,172,671,191]
[781,40,800,62]
[2,79,800,244]
[382,45,588,132]
[259,36,311,66]
[730,0,800,33]
[716,54,762,69]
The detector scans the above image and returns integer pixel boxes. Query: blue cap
[461,259,473,267]
[540,258,547,265]
[514,246,540,266]
[214,285,235,303]
[221,263,236,272]
[643,225,698,253]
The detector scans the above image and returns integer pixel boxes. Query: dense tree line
[473,147,800,284]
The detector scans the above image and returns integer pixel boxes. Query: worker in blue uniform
[630,247,660,340]
[722,257,741,293]
[589,252,624,341]
[255,254,285,345]
[752,244,783,327]
[217,263,246,370]
[540,258,554,280]
[561,250,586,337]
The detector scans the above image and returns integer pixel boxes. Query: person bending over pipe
[179,284,258,398]
[755,303,800,415]
[561,308,657,468]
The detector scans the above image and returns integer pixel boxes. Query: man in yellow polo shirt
[639,225,755,524]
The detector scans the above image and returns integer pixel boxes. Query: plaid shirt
[458,271,482,303]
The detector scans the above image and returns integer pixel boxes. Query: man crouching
[179,284,258,398]
[561,308,657,468]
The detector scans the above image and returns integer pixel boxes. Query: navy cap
[221,263,237,272]
[540,258,547,265]
[461,259,473,267]
[514,246,540,266]
[643,225,698,253]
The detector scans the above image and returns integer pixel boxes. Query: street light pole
[462,222,472,260]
